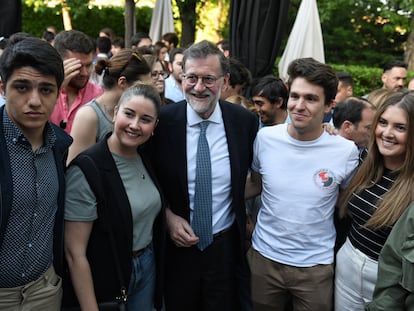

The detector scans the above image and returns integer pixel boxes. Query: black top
[348,168,399,260]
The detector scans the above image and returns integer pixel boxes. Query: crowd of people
[0,25,414,311]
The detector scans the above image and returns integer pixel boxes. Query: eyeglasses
[151,71,169,79]
[182,74,222,88]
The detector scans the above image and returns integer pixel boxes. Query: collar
[186,101,222,127]
[2,108,56,150]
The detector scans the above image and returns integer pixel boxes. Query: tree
[174,0,229,47]
[175,0,197,46]
[299,0,413,68]
[124,0,135,47]
[406,16,414,70]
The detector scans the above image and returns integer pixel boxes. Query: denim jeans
[127,244,156,311]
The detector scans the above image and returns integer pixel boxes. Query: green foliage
[21,1,152,39]
[330,64,383,96]
[284,0,412,67]
[22,3,64,35]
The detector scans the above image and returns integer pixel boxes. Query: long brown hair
[339,91,414,228]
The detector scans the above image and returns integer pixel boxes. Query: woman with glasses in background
[143,54,172,105]
[67,49,151,164]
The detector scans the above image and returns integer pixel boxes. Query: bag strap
[72,155,128,304]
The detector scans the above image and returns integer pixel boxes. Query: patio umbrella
[278,0,325,82]
[229,0,290,78]
[149,0,175,43]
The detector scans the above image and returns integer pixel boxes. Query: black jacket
[62,136,166,310]
[0,105,72,278]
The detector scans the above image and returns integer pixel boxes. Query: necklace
[110,150,146,180]
[133,156,146,180]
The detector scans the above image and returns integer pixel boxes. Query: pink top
[50,81,103,134]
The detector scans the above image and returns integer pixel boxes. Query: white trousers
[335,238,378,311]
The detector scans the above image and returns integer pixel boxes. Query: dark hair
[182,40,228,76]
[251,75,288,110]
[162,32,179,47]
[333,97,373,129]
[0,36,7,50]
[41,30,55,43]
[169,47,185,64]
[95,49,150,89]
[131,32,151,47]
[6,32,33,46]
[228,58,252,90]
[154,41,167,57]
[336,71,353,87]
[142,54,167,72]
[217,39,229,51]
[54,30,95,58]
[99,27,115,41]
[0,37,64,88]
[135,46,154,56]
[142,54,168,104]
[112,37,124,49]
[96,36,111,54]
[118,83,161,117]
[287,58,338,105]
[383,60,407,73]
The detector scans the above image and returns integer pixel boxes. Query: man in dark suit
[151,40,258,311]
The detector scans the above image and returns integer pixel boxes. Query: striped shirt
[348,168,399,260]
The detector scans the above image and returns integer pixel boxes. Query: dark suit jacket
[151,100,258,257]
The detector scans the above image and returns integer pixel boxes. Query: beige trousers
[248,248,333,311]
[0,265,62,311]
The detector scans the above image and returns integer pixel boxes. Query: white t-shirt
[251,123,359,267]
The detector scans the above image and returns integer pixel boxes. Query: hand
[61,58,82,89]
[322,122,338,135]
[166,208,199,247]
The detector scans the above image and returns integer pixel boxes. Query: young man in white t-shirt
[245,58,359,311]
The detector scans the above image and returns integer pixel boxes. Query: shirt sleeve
[251,135,261,173]
[64,165,98,221]
[340,144,359,189]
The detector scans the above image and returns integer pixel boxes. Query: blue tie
[192,121,213,251]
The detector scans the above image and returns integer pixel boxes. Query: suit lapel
[165,103,189,196]
[220,101,240,194]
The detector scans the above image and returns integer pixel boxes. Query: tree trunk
[405,14,414,71]
[125,0,136,48]
[178,1,196,47]
[61,0,72,30]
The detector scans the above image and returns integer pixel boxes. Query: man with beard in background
[50,30,103,134]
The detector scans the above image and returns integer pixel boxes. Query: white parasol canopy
[149,0,175,43]
[278,0,325,82]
